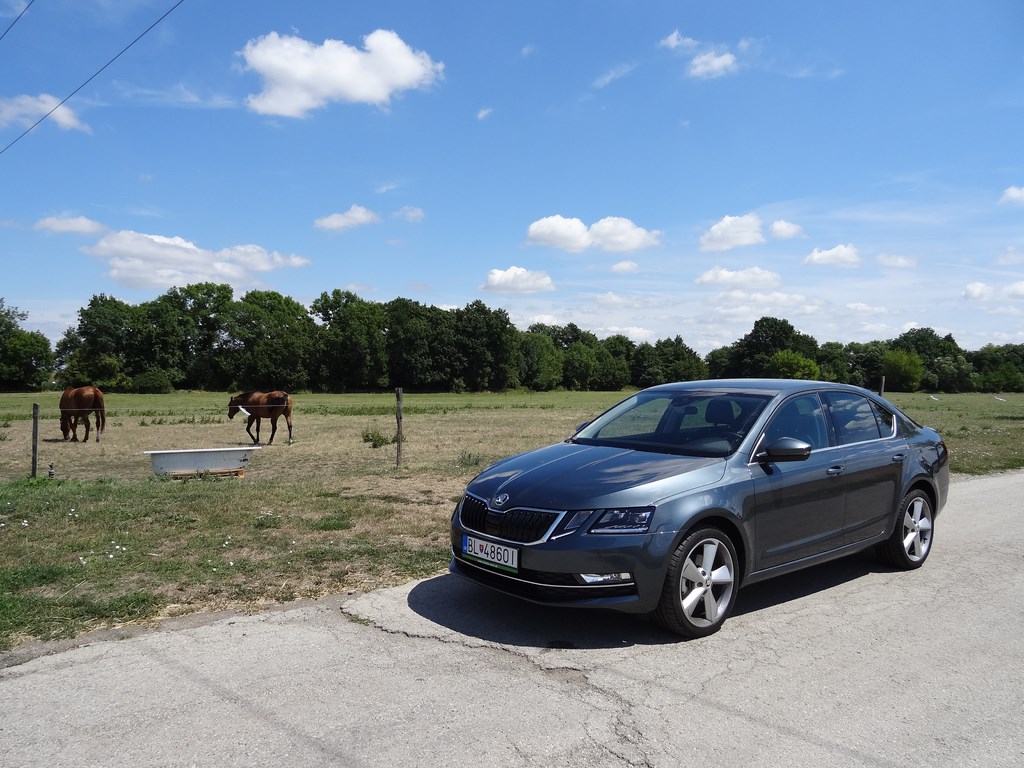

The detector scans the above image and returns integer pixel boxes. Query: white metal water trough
[144,446,261,478]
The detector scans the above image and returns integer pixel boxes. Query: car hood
[466,441,726,510]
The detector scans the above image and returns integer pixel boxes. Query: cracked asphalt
[2,472,1022,768]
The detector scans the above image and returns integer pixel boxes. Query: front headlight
[588,506,655,534]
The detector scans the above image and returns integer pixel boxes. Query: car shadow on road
[732,551,884,617]
[406,552,891,649]
[405,574,678,649]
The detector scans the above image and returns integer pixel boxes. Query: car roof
[642,378,878,398]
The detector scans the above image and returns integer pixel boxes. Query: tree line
[2,286,1023,394]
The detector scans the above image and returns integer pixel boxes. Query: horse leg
[286,413,293,444]
[94,410,101,443]
[71,415,80,442]
[246,415,259,444]
[81,414,91,443]
[266,414,278,445]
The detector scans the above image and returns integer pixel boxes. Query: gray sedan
[450,379,950,638]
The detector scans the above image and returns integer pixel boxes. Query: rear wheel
[655,526,739,638]
[879,489,934,569]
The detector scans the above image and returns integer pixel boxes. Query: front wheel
[879,489,934,569]
[654,527,739,638]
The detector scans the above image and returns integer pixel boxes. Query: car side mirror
[755,437,813,463]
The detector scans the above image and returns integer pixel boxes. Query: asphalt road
[2,472,1022,768]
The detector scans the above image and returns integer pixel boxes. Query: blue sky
[2,0,1023,355]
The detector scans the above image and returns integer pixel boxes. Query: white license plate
[463,535,519,573]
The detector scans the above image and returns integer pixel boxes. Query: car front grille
[459,494,560,543]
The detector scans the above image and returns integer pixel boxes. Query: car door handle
[826,466,844,476]
[891,454,907,463]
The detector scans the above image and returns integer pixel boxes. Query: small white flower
[21,520,28,527]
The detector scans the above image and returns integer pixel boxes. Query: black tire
[654,526,739,638]
[879,489,934,569]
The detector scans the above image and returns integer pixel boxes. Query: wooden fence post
[31,403,39,478]
[395,388,404,469]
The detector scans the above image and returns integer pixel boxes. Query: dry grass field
[0,390,622,651]
[0,387,1020,652]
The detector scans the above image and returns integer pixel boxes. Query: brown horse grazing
[228,390,294,445]
[59,386,106,443]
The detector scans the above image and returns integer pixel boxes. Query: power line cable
[0,0,186,158]
[0,0,35,44]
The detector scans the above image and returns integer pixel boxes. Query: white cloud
[593,64,635,89]
[477,107,493,120]
[85,231,308,291]
[995,247,1024,265]
[770,219,804,239]
[877,253,917,268]
[998,186,1024,205]
[314,204,381,231]
[0,93,90,132]
[521,45,537,58]
[714,290,809,307]
[392,206,424,222]
[1006,282,1024,299]
[241,30,444,117]
[659,31,698,50]
[689,51,737,79]
[588,217,661,252]
[846,302,888,314]
[527,215,590,252]
[527,215,660,253]
[481,266,555,293]
[594,292,628,306]
[804,243,861,267]
[611,260,638,273]
[34,215,106,234]
[963,282,994,301]
[696,266,782,288]
[699,214,764,252]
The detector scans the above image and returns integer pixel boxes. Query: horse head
[60,414,72,440]
[227,396,240,420]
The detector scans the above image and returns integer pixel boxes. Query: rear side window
[821,392,884,445]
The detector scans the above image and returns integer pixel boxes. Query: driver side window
[763,394,829,450]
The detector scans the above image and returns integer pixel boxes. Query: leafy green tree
[0,299,54,390]
[527,322,599,351]
[384,298,456,390]
[713,317,819,378]
[631,343,665,388]
[932,354,976,392]
[845,341,889,390]
[882,349,924,392]
[969,344,1024,392]
[518,332,563,391]
[222,291,316,391]
[311,290,387,391]
[453,300,520,391]
[0,328,54,390]
[563,342,598,390]
[703,346,734,380]
[654,336,708,382]
[56,295,138,391]
[592,345,630,390]
[767,349,820,379]
[816,341,850,382]
[161,283,235,390]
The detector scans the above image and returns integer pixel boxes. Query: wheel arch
[671,512,749,587]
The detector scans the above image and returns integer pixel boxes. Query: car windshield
[572,390,773,457]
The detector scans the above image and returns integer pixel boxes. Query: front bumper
[449,520,674,614]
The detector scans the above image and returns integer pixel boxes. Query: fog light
[579,572,632,585]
